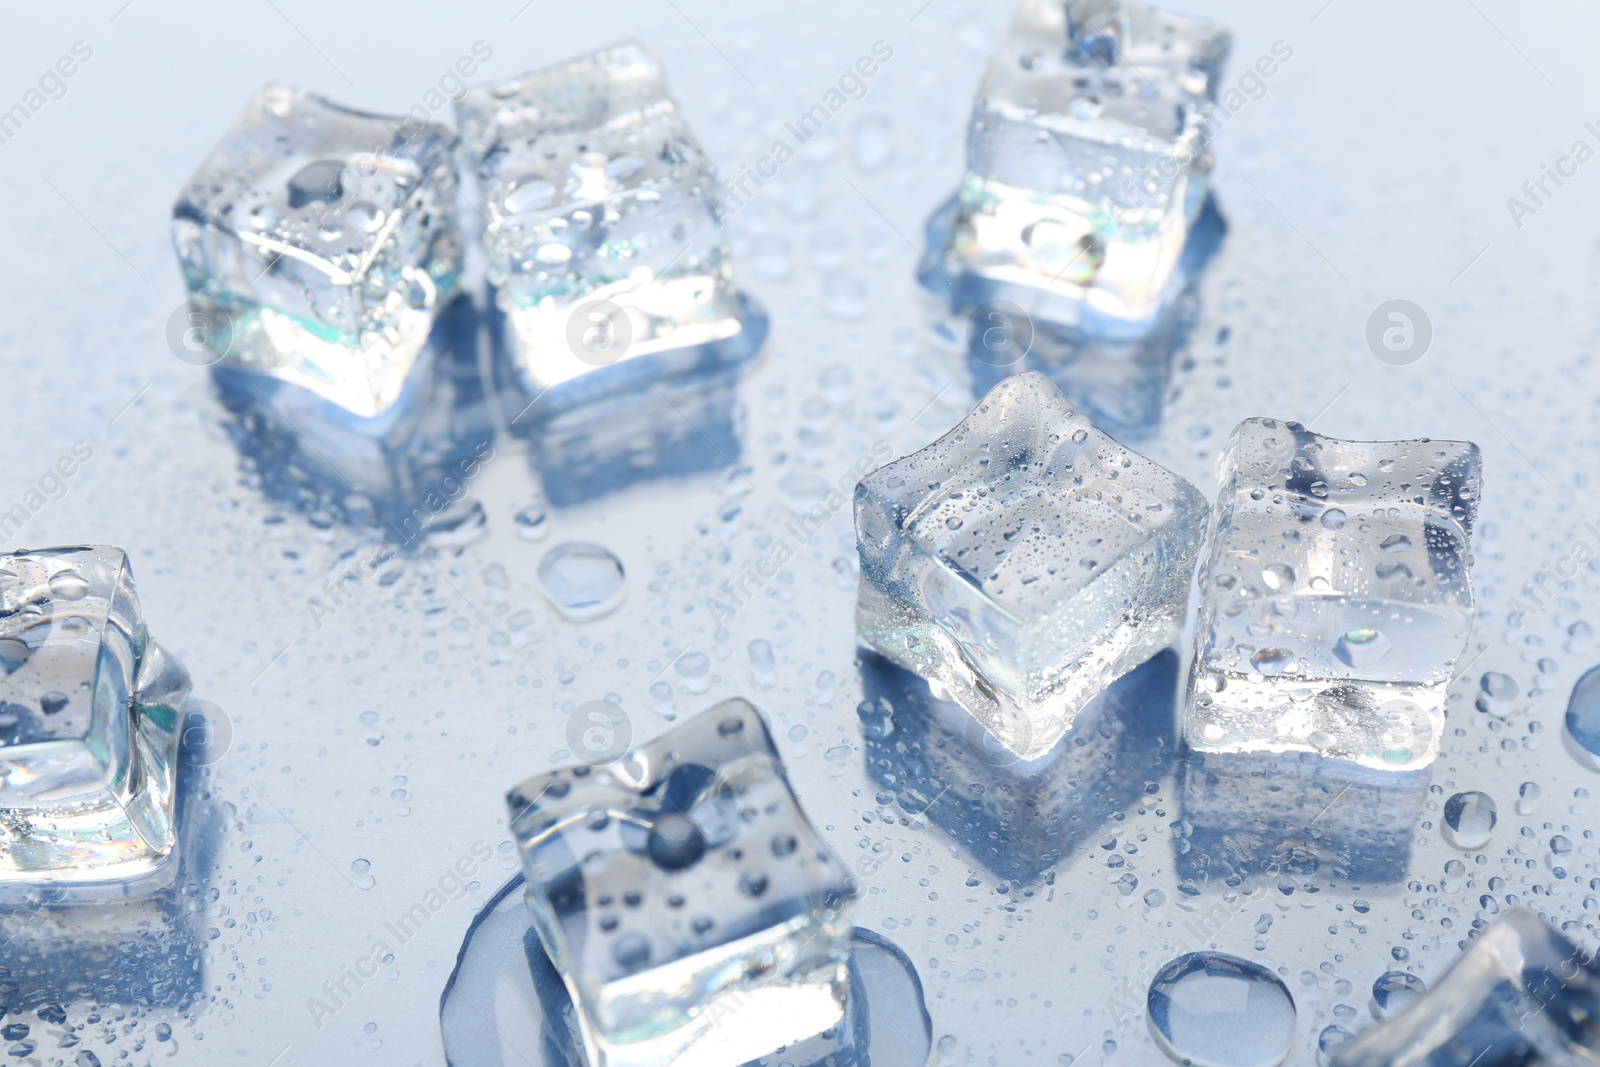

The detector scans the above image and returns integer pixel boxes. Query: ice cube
[938,0,1231,326]
[854,371,1208,762]
[505,698,857,1067]
[0,547,191,894]
[171,84,463,417]
[1187,418,1482,771]
[456,42,746,393]
[1332,909,1600,1066]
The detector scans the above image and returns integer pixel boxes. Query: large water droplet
[1334,628,1391,668]
[646,813,705,871]
[538,543,626,622]
[1564,665,1600,770]
[287,159,345,209]
[1147,952,1296,1067]
[0,638,30,674]
[1441,790,1496,850]
[1369,971,1426,1019]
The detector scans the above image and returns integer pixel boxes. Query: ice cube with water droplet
[933,0,1232,327]
[1187,418,1482,771]
[456,42,751,394]
[854,371,1207,761]
[0,547,191,895]
[171,84,462,417]
[1333,909,1600,1066]
[504,698,857,1067]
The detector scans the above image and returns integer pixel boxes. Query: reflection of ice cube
[0,547,191,894]
[1333,909,1600,1067]
[171,84,463,417]
[458,42,747,394]
[1186,419,1482,771]
[939,0,1231,326]
[505,699,857,1067]
[854,371,1207,762]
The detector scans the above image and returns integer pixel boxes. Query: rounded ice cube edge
[1186,416,1484,772]
[503,697,860,1067]
[853,370,1209,763]
[0,545,193,902]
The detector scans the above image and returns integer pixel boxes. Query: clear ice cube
[171,84,463,417]
[505,698,857,1067]
[1187,418,1482,771]
[854,371,1208,762]
[941,0,1230,325]
[456,42,744,392]
[0,547,191,892]
[1332,909,1600,1066]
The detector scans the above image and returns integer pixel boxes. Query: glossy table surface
[2,1,1599,1064]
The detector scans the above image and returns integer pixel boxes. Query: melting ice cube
[937,0,1231,326]
[457,42,749,394]
[505,698,857,1067]
[1333,909,1600,1066]
[1187,418,1482,771]
[171,84,463,417]
[854,371,1208,761]
[0,547,190,894]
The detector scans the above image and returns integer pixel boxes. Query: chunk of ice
[1187,418,1482,771]
[1333,909,1600,1066]
[854,371,1207,761]
[505,698,856,1067]
[171,84,462,417]
[457,42,745,393]
[0,547,191,893]
[940,0,1231,325]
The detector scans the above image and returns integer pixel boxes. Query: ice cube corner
[1188,418,1482,771]
[171,83,462,417]
[0,546,191,893]
[505,698,857,1067]
[855,371,1208,761]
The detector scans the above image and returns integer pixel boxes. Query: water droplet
[514,503,550,541]
[287,159,345,209]
[350,858,375,890]
[1334,628,1392,668]
[1250,648,1293,675]
[1260,563,1295,591]
[1516,781,1541,816]
[1147,952,1296,1067]
[646,813,705,871]
[1320,509,1347,530]
[1564,665,1600,770]
[46,571,89,601]
[611,932,651,970]
[538,543,626,622]
[1379,534,1411,552]
[675,652,711,694]
[1369,971,1426,1019]
[0,638,29,674]
[1442,791,1496,850]
[748,639,776,689]
[503,178,555,214]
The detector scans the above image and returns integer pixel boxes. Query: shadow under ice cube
[1187,418,1482,771]
[505,698,856,1067]
[854,371,1207,762]
[171,84,463,417]
[0,547,190,895]
[940,0,1231,327]
[457,42,746,394]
